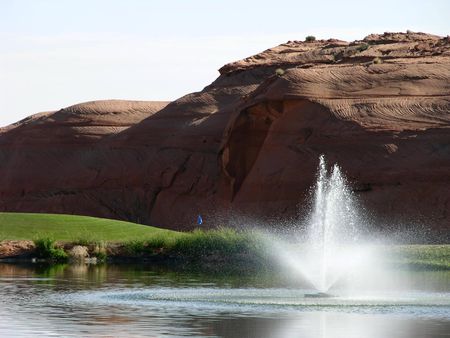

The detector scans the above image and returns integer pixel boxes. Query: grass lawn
[0,212,263,264]
[0,212,177,242]
[388,245,450,270]
[0,212,448,270]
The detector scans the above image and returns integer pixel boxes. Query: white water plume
[304,155,362,291]
[261,155,392,293]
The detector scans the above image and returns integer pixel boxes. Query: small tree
[357,43,369,52]
[275,68,285,76]
[305,35,316,42]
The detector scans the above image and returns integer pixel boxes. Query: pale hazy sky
[1,0,449,127]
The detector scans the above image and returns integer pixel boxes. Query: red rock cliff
[0,32,449,233]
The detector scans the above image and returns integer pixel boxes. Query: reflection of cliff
[0,32,449,231]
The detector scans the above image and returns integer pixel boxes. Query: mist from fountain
[304,155,362,292]
[263,155,391,294]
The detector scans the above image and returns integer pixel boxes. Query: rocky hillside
[1,32,449,234]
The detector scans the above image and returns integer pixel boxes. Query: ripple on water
[63,287,450,319]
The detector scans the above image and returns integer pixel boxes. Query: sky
[1,0,449,127]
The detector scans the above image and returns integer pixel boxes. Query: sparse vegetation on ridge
[373,56,383,64]
[357,43,369,52]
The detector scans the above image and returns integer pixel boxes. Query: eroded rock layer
[0,32,449,234]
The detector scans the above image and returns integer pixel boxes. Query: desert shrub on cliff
[373,57,383,64]
[275,68,285,76]
[305,35,316,42]
[357,43,369,52]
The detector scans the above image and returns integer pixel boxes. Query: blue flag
[197,214,203,225]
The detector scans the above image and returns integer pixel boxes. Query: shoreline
[1,240,449,271]
[0,239,264,269]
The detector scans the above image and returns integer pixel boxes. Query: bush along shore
[0,212,448,270]
[0,229,449,271]
[0,229,270,269]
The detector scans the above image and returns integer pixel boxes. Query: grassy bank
[388,245,450,270]
[119,228,263,263]
[0,212,449,270]
[0,212,264,265]
[0,212,177,242]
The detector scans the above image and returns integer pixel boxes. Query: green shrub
[119,229,260,259]
[34,238,68,263]
[123,234,177,256]
[146,235,169,250]
[92,241,108,262]
[357,43,369,52]
[400,245,450,265]
[171,228,257,259]
[124,240,147,255]
[73,238,92,246]
[275,68,285,76]
[305,35,316,42]
[373,57,383,64]
[93,250,107,262]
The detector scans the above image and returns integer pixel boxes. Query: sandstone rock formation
[0,32,449,236]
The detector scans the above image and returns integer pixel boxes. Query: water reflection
[0,263,449,338]
[210,314,450,338]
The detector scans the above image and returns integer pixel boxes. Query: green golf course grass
[0,212,448,270]
[0,212,256,262]
[0,212,177,242]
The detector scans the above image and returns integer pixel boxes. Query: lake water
[0,263,449,337]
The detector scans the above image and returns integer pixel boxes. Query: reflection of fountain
[304,292,333,298]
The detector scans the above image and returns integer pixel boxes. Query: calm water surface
[0,263,449,337]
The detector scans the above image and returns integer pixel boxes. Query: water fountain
[267,155,377,295]
[304,155,362,293]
